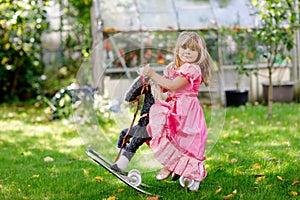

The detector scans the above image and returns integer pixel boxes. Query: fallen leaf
[107,195,117,200]
[231,140,240,144]
[223,193,235,199]
[289,191,298,196]
[30,174,39,179]
[21,151,32,156]
[146,196,159,200]
[225,153,230,160]
[0,184,2,190]
[282,141,290,147]
[72,156,81,161]
[252,163,261,169]
[43,156,54,162]
[215,187,222,194]
[223,189,237,199]
[206,139,214,144]
[277,176,284,181]
[292,177,299,186]
[254,176,265,184]
[83,169,89,178]
[116,188,124,193]
[95,176,103,182]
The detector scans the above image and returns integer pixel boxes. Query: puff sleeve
[178,63,201,86]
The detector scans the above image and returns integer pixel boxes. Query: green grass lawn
[0,103,299,200]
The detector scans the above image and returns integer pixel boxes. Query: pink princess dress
[147,62,207,182]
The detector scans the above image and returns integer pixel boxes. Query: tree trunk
[267,66,273,117]
[10,68,20,97]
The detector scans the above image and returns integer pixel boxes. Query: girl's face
[178,45,200,64]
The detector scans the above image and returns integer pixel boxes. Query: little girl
[142,31,214,191]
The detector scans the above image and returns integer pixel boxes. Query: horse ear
[124,76,144,102]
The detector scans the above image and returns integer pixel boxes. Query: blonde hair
[174,31,214,86]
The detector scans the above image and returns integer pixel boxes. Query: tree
[0,0,49,102]
[39,0,92,96]
[251,0,298,117]
[60,0,92,67]
[220,25,256,91]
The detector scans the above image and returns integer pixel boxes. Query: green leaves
[250,0,297,116]
[0,0,50,102]
[252,0,297,52]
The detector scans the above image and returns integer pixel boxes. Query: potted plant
[220,25,254,107]
[262,81,295,103]
[261,61,295,103]
[251,0,297,117]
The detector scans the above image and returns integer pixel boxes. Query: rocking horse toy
[86,73,158,195]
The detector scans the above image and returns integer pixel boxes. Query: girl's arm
[142,65,188,91]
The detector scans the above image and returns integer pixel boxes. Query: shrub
[0,0,49,102]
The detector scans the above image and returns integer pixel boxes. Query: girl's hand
[166,62,174,71]
[142,64,155,78]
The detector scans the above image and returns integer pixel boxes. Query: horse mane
[149,79,164,102]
